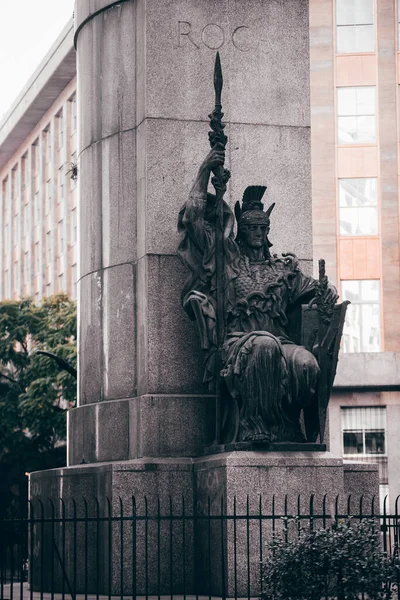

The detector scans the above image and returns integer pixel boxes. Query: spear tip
[214,51,223,101]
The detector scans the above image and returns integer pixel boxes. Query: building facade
[310,0,400,507]
[0,21,77,302]
[1,3,400,506]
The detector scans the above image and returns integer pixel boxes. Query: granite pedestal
[30,452,379,596]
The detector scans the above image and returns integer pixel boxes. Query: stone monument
[29,0,379,595]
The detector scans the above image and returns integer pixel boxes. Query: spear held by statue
[208,52,230,444]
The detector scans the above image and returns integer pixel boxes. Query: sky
[0,0,74,120]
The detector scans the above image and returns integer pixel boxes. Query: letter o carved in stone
[201,24,225,49]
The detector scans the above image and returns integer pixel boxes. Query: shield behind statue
[301,301,350,443]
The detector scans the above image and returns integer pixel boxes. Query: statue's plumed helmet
[235,186,275,227]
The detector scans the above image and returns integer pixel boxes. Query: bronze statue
[178,54,348,446]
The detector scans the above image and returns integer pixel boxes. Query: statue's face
[240,222,270,249]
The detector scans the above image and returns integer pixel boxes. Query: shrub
[261,519,399,600]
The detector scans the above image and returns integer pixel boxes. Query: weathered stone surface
[78,271,103,406]
[76,1,136,151]
[68,394,215,465]
[343,462,379,509]
[79,141,103,278]
[30,453,379,596]
[102,263,136,399]
[79,130,137,278]
[137,0,310,127]
[137,254,206,395]
[78,264,136,406]
[138,118,312,261]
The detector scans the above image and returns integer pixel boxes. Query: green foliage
[0,295,77,511]
[262,519,400,600]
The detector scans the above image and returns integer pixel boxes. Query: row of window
[0,94,77,302]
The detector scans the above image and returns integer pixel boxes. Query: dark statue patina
[178,54,348,447]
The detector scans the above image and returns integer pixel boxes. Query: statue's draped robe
[178,190,320,442]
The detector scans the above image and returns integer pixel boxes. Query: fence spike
[347,494,352,517]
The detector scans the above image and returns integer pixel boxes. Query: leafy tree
[0,294,77,513]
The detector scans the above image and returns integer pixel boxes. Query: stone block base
[29,452,379,596]
[67,394,215,465]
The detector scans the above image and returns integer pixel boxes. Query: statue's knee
[253,336,279,353]
[297,349,319,377]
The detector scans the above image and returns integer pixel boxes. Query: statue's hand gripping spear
[208,52,231,444]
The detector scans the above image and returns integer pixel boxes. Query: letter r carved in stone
[177,21,200,48]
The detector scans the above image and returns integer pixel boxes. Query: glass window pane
[339,178,377,207]
[340,207,359,235]
[337,0,373,26]
[343,431,364,454]
[356,115,376,143]
[365,431,385,454]
[342,280,361,301]
[358,207,378,234]
[338,116,358,144]
[355,24,374,52]
[342,406,386,430]
[337,0,355,26]
[361,280,379,302]
[361,303,381,351]
[337,25,374,53]
[337,26,356,53]
[338,88,357,115]
[354,0,374,24]
[356,87,375,115]
[343,304,362,351]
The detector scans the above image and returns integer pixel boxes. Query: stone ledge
[334,352,400,389]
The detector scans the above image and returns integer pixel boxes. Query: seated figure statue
[178,146,339,444]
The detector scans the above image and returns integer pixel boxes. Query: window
[71,95,77,132]
[13,214,18,247]
[337,86,376,144]
[33,141,40,177]
[47,231,51,264]
[59,272,65,292]
[44,127,51,163]
[21,156,27,191]
[59,220,64,254]
[46,180,52,214]
[35,191,40,223]
[35,243,40,274]
[57,110,64,148]
[339,178,378,235]
[24,251,29,280]
[336,0,374,54]
[72,264,77,300]
[341,280,381,352]
[71,208,77,243]
[398,0,400,50]
[5,270,10,298]
[341,406,388,508]
[24,203,29,238]
[4,224,9,254]
[59,167,64,200]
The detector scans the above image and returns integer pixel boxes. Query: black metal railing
[1,494,399,600]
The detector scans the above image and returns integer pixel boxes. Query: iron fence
[0,494,399,600]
